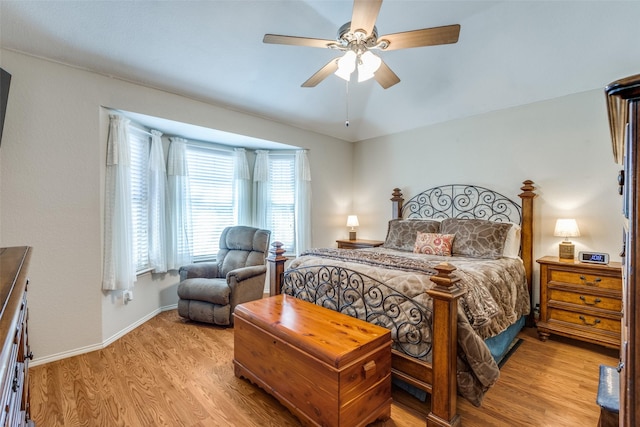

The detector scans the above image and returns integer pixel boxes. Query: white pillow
[502,223,521,258]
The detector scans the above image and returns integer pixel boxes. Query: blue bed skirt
[485,315,526,363]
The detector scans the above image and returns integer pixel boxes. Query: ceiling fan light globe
[360,51,382,72]
[335,67,353,81]
[357,70,374,82]
[357,51,381,82]
[335,50,356,81]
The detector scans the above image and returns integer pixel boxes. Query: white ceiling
[1,0,640,143]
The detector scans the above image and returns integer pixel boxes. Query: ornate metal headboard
[397,184,522,224]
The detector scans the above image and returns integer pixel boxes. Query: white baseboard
[30,303,179,367]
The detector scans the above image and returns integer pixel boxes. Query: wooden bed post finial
[520,179,535,195]
[429,263,461,289]
[267,241,287,296]
[427,263,465,427]
[391,188,404,219]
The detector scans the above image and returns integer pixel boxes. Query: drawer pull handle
[579,315,601,327]
[579,275,602,286]
[579,295,602,305]
[362,360,377,379]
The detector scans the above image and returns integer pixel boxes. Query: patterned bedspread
[285,247,530,406]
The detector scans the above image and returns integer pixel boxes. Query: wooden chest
[233,294,392,427]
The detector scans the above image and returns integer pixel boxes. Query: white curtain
[148,130,168,273]
[166,137,193,270]
[103,115,136,291]
[253,150,270,230]
[295,149,312,255]
[234,148,252,226]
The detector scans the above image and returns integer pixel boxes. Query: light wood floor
[30,310,617,427]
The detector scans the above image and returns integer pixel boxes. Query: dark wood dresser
[0,246,34,426]
[606,74,640,427]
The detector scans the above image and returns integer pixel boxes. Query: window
[186,145,236,261]
[268,153,296,254]
[114,114,306,278]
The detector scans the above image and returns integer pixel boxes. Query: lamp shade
[554,219,580,239]
[346,215,359,228]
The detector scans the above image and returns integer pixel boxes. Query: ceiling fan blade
[374,60,400,89]
[379,24,461,51]
[302,59,339,87]
[350,0,382,36]
[263,34,336,49]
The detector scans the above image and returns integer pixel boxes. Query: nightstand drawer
[549,270,620,291]
[548,289,622,311]
[548,307,621,333]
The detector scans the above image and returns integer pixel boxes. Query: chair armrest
[227,265,267,282]
[228,265,268,316]
[179,262,220,281]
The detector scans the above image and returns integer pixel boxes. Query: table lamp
[554,218,580,259]
[346,215,359,240]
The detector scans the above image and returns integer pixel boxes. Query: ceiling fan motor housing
[338,22,378,44]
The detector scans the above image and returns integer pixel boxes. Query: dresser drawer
[549,269,621,291]
[548,288,622,311]
[548,307,621,333]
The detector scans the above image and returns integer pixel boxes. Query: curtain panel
[102,115,136,291]
[166,137,193,270]
[234,148,252,226]
[253,150,270,230]
[148,130,168,273]
[295,149,312,255]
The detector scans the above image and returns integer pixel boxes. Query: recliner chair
[177,226,271,325]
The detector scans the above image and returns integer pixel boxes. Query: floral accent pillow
[384,219,441,252]
[440,218,512,259]
[413,232,455,256]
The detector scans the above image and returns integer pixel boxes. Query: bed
[267,180,536,427]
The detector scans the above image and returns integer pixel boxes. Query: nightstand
[336,239,384,249]
[536,256,622,349]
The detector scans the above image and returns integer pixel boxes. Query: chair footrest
[596,365,620,413]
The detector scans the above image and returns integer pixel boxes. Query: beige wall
[0,50,352,363]
[352,89,622,304]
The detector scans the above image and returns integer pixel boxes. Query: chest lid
[234,294,391,369]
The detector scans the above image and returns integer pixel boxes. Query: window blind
[186,145,235,261]
[269,154,296,254]
[129,131,151,272]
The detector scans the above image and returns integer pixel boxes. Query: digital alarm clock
[578,251,610,265]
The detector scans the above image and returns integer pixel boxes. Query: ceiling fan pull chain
[345,80,350,127]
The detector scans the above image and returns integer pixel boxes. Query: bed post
[518,180,536,326]
[391,188,404,219]
[267,241,287,296]
[427,263,465,427]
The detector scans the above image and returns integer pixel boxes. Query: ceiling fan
[263,0,460,89]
